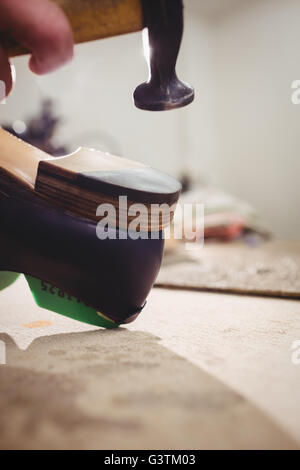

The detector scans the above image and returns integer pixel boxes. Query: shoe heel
[0,272,20,291]
[24,275,119,329]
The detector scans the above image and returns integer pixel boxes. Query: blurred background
[1,0,300,239]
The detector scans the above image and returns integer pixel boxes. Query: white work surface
[0,276,299,449]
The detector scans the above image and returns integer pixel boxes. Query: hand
[0,0,74,96]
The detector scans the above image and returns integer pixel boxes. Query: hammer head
[3,0,193,112]
[134,0,194,111]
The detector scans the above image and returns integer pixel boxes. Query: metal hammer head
[134,0,194,111]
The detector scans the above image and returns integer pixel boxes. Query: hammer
[1,0,194,111]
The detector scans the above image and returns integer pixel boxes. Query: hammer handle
[2,0,143,57]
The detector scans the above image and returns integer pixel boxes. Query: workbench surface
[0,276,299,449]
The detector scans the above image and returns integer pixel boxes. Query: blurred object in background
[2,100,68,156]
[165,181,271,254]
[2,98,123,158]
[185,185,270,242]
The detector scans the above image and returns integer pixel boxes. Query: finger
[0,46,12,97]
[0,0,74,75]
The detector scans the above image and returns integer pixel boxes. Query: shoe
[0,129,181,328]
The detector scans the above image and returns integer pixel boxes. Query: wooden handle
[1,0,143,57]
